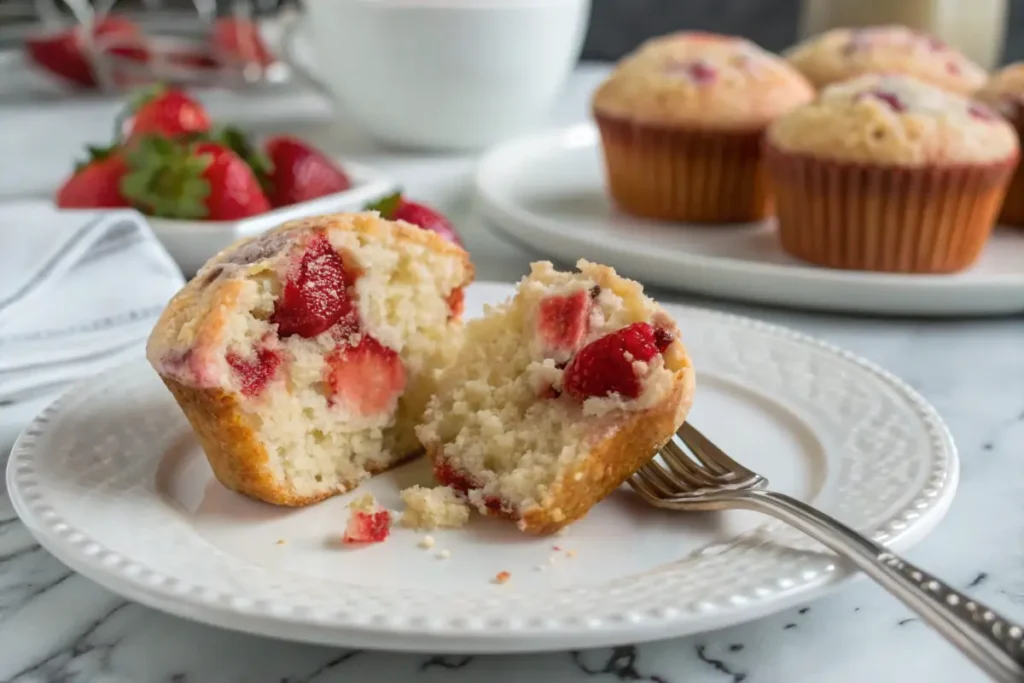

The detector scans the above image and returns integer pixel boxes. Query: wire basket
[8,0,301,94]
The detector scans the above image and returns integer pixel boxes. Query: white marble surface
[2,64,1024,683]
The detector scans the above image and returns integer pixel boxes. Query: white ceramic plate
[7,282,958,653]
[147,161,395,275]
[474,123,1024,317]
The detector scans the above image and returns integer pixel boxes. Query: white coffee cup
[292,0,592,151]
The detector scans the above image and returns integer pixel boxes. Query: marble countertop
[2,65,1024,683]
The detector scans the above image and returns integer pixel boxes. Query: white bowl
[293,0,592,151]
[147,161,395,275]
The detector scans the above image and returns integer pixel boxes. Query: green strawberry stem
[73,143,118,172]
[120,136,212,219]
[365,191,403,218]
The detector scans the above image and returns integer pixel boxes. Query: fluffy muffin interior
[153,215,469,500]
[416,260,689,521]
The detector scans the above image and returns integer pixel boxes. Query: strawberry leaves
[365,191,403,218]
[120,135,212,219]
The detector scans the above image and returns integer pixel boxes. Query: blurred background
[5,0,1024,66]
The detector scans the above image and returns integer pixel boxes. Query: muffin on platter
[765,74,1018,273]
[976,62,1024,226]
[147,212,473,506]
[417,260,695,535]
[592,31,814,223]
[785,25,986,95]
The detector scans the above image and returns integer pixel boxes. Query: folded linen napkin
[0,201,185,403]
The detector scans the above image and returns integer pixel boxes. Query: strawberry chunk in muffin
[147,212,473,506]
[416,261,695,535]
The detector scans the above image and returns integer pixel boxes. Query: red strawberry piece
[968,103,998,121]
[857,90,906,112]
[562,322,661,401]
[433,459,476,494]
[263,135,352,207]
[366,192,462,246]
[56,144,131,209]
[124,86,211,141]
[25,16,144,88]
[446,287,465,320]
[226,346,281,397]
[684,61,717,84]
[211,17,274,68]
[324,336,406,416]
[342,509,391,544]
[537,290,591,358]
[654,327,675,352]
[271,235,354,338]
[121,137,270,220]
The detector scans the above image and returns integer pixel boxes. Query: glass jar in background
[799,0,1008,69]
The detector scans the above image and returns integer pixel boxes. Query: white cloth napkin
[0,201,185,403]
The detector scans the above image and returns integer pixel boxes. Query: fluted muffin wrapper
[764,144,1017,273]
[998,115,1024,227]
[594,112,770,224]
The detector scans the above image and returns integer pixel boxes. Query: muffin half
[147,212,474,506]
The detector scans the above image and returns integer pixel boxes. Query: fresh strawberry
[25,16,145,88]
[55,144,131,209]
[124,86,211,141]
[226,346,281,397]
[366,192,462,246]
[211,17,274,67]
[324,336,406,417]
[271,235,354,338]
[562,322,661,401]
[537,290,591,359]
[342,509,391,544]
[209,126,273,187]
[263,135,351,207]
[121,136,270,220]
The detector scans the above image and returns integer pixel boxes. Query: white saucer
[6,283,958,653]
[474,123,1024,317]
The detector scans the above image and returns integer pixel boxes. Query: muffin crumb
[418,535,436,549]
[494,571,511,585]
[400,486,470,530]
[436,549,451,560]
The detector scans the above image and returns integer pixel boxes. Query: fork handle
[735,489,1024,683]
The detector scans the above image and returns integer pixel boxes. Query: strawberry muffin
[147,212,473,506]
[766,74,1018,273]
[591,31,814,223]
[785,26,986,95]
[976,63,1024,226]
[417,261,695,535]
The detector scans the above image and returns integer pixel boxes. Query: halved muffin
[417,261,695,535]
[147,212,473,506]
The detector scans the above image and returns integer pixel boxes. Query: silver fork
[630,423,1024,683]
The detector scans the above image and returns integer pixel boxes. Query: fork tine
[628,471,666,502]
[678,423,756,478]
[641,459,687,494]
[659,439,717,488]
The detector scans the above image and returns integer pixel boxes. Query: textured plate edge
[472,123,1024,317]
[5,288,960,652]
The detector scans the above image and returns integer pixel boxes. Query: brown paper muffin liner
[594,113,770,224]
[998,116,1024,227]
[764,144,1018,273]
